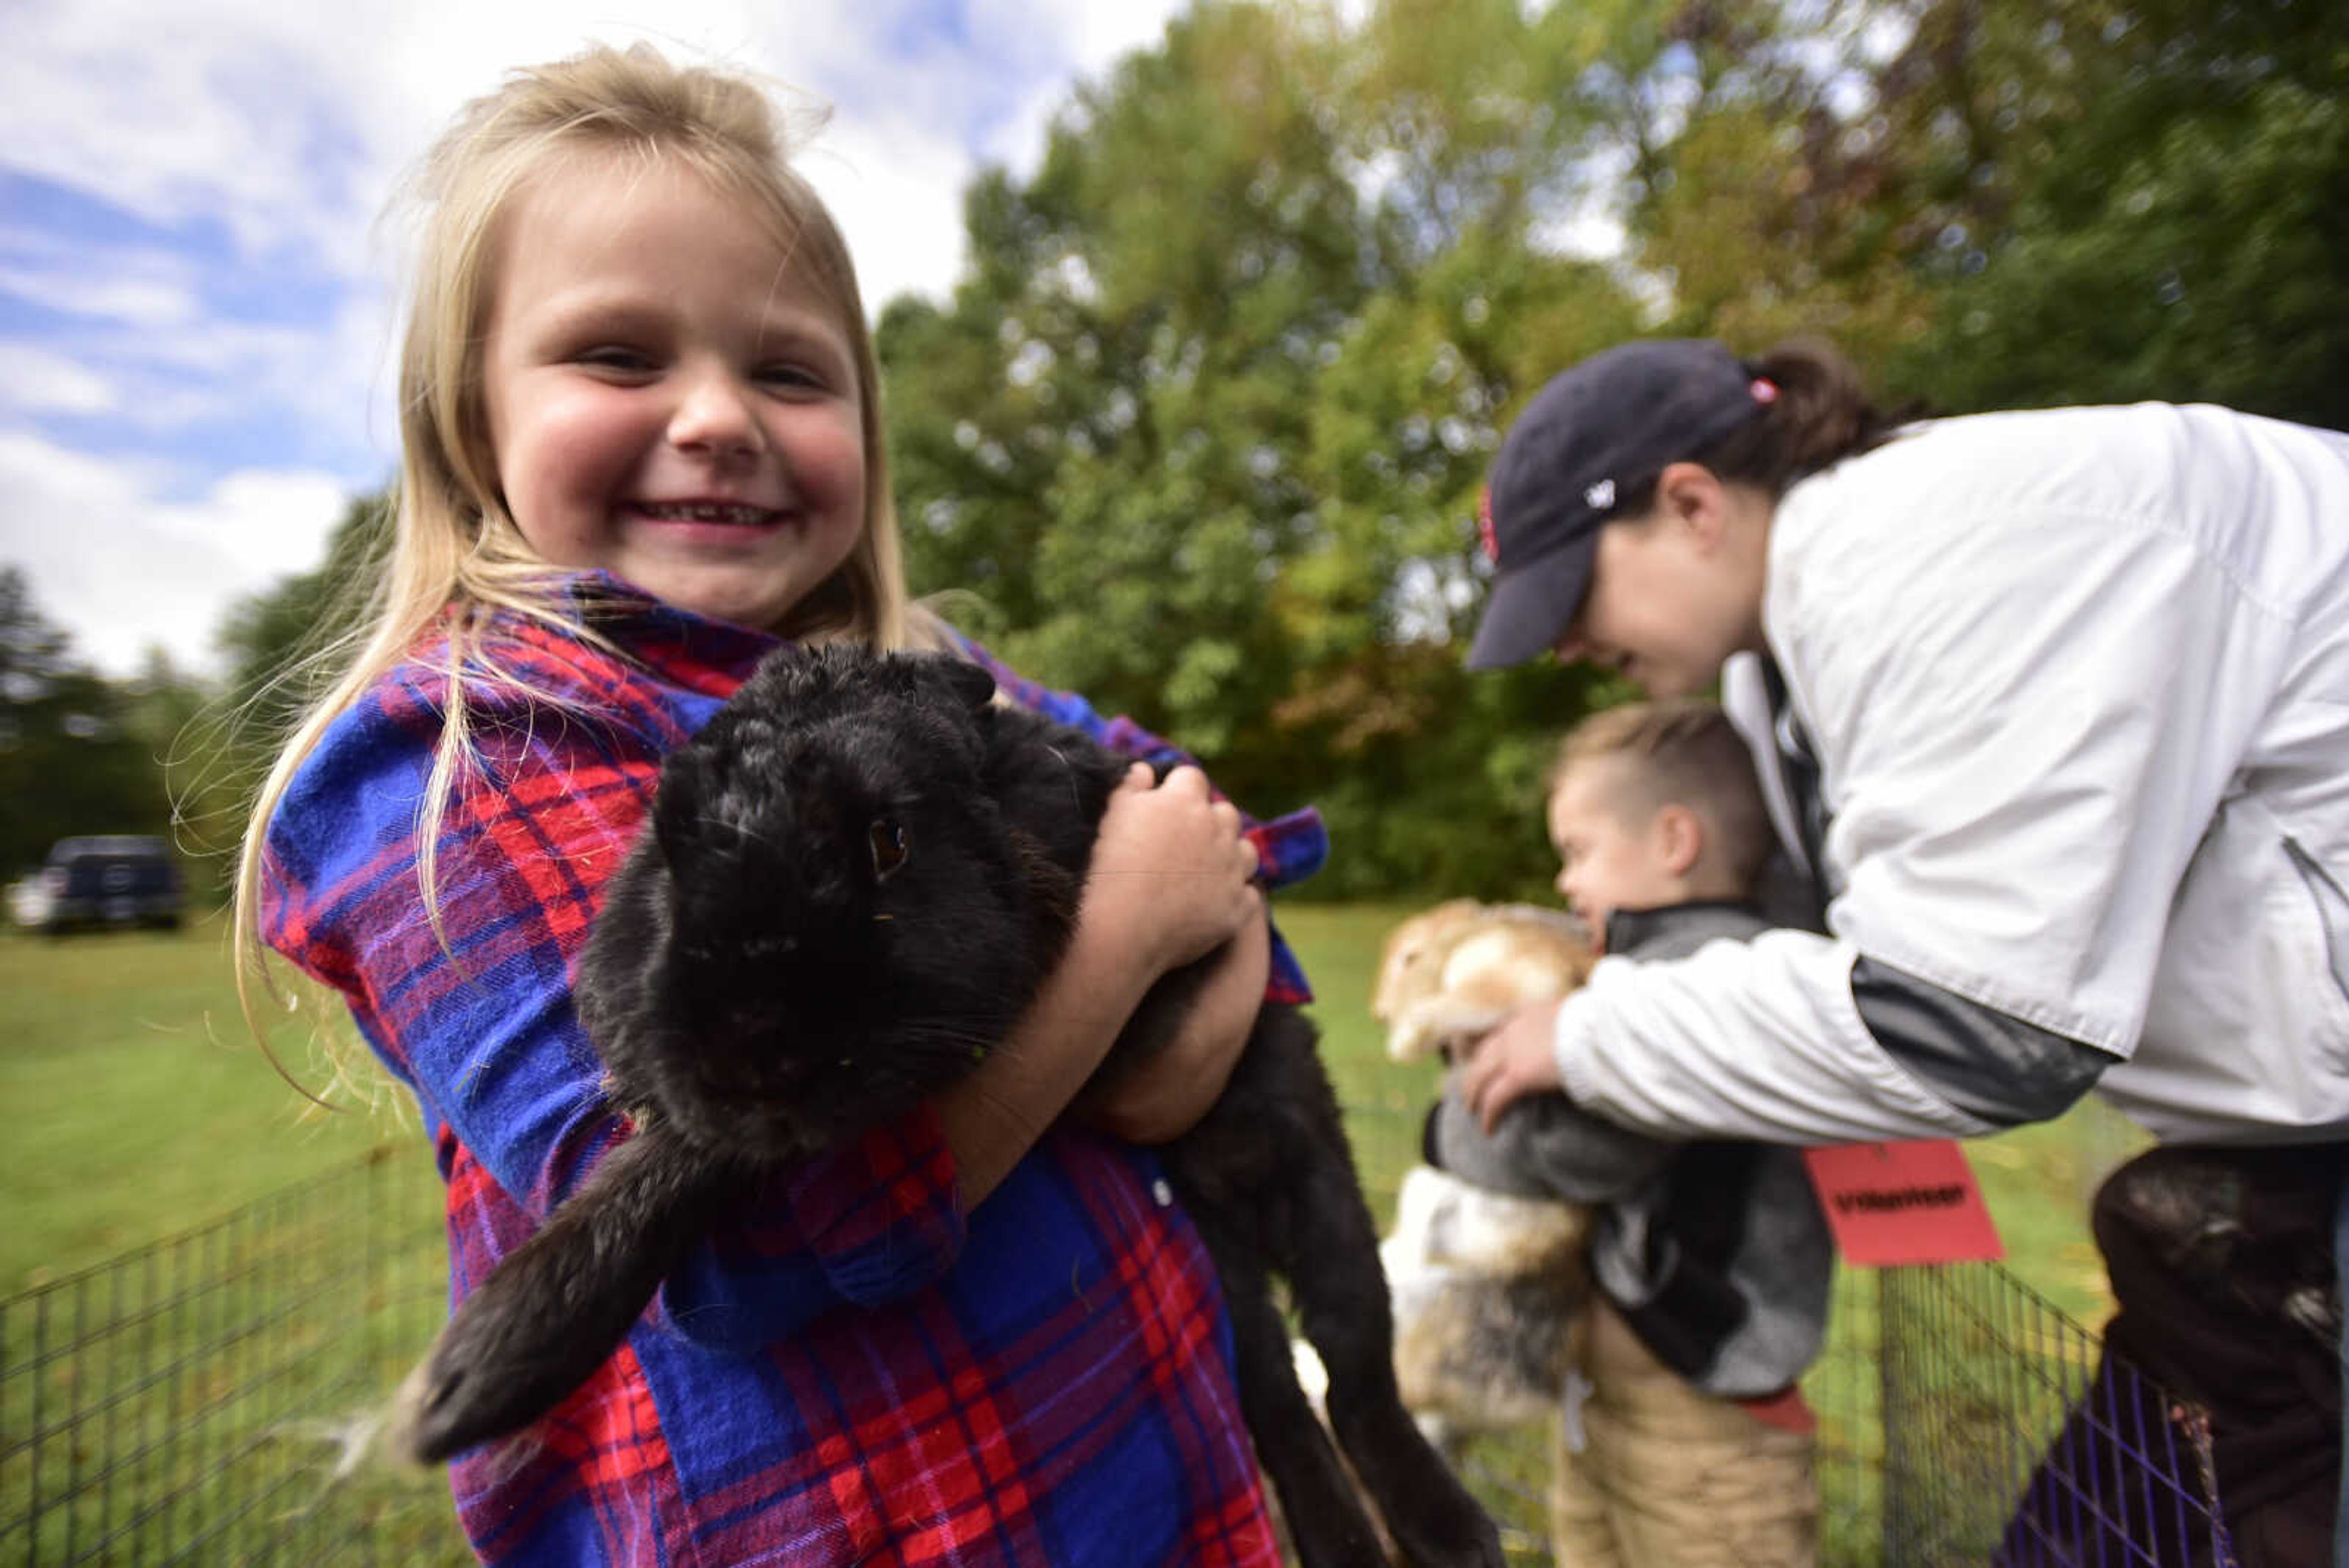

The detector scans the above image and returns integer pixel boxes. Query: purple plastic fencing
[1874,1263,2235,1568]
[1995,1350,2233,1567]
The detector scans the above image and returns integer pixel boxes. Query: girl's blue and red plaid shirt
[260,574,1326,1566]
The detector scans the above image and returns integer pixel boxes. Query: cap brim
[1465,534,1597,671]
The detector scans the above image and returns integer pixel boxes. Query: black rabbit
[393,644,1502,1568]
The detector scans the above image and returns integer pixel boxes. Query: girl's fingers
[1158,764,1210,800]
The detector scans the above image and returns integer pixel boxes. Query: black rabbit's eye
[869,817,908,880]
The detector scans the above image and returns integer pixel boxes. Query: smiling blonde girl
[236,45,1318,1567]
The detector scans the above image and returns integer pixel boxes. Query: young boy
[1425,699,1833,1568]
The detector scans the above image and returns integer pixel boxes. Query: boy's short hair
[1550,700,1775,892]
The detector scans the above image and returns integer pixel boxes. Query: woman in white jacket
[1454,336,2349,1562]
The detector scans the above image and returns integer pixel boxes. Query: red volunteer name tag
[1802,1139,2005,1266]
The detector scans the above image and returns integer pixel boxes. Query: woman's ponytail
[1698,338,1902,497]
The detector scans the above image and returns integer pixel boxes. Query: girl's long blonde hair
[233,43,918,1049]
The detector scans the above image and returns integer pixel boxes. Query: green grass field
[1,918,414,1295]
[1,904,2131,1301]
[2,905,2140,1563]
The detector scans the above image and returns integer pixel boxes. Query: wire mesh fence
[3,1137,2244,1567]
[1,1146,467,1566]
[1337,1096,2235,1568]
[1879,1264,2233,1568]
[1418,1261,2235,1568]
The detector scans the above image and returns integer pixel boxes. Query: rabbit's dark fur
[393,644,1502,1568]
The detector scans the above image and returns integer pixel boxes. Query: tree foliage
[213,491,395,723]
[1612,0,2348,422]
[165,492,398,891]
[881,2,1648,896]
[0,569,201,880]
[1883,0,2349,423]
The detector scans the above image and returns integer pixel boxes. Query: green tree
[166,490,396,891]
[1553,0,1950,361]
[0,569,178,879]
[885,4,1375,776]
[1592,0,2347,422]
[118,648,229,904]
[1885,0,2349,422]
[879,1,1653,895]
[214,490,393,721]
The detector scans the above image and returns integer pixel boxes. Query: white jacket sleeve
[1554,934,1997,1144]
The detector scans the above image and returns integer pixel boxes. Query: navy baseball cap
[1466,338,1775,670]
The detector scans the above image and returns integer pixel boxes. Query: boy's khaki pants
[1549,1299,1819,1568]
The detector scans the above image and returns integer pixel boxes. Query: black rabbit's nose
[712,1048,812,1102]
[745,934,801,962]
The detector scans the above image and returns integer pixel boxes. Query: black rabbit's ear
[940,658,998,713]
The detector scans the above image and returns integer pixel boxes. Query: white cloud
[0,226,205,329]
[0,347,116,417]
[0,433,351,677]
[1,5,366,276]
[0,0,1189,333]
[968,0,1185,172]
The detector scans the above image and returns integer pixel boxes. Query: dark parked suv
[36,836,185,933]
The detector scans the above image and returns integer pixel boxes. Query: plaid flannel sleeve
[259,652,968,1348]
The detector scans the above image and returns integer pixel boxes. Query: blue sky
[0,0,1186,677]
